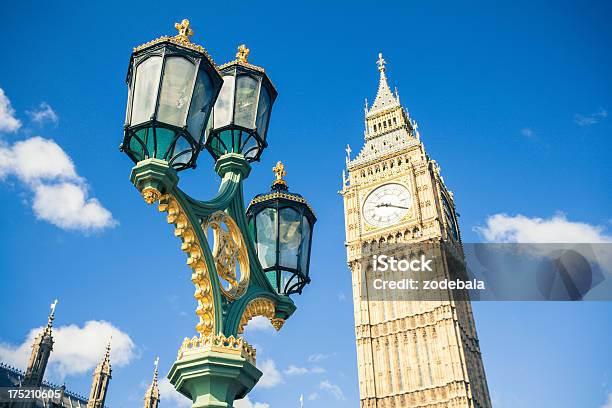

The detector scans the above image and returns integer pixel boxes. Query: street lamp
[122,20,315,408]
[122,19,223,170]
[204,44,277,162]
[247,162,316,295]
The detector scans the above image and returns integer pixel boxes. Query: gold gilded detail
[132,20,217,69]
[271,318,285,331]
[174,19,194,43]
[218,44,265,73]
[238,298,276,334]
[236,44,250,63]
[249,192,315,215]
[142,187,161,205]
[178,333,256,365]
[272,161,287,187]
[158,194,216,336]
[204,211,250,300]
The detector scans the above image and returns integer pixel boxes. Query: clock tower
[341,54,492,408]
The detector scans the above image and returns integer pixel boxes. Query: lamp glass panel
[155,127,175,160]
[299,216,311,273]
[256,208,278,269]
[187,70,213,143]
[242,133,259,160]
[213,75,235,128]
[279,207,301,269]
[158,57,196,126]
[129,129,147,160]
[234,75,258,128]
[171,135,192,163]
[281,270,295,293]
[131,56,163,125]
[125,84,133,125]
[255,86,271,137]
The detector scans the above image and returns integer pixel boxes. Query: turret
[86,341,112,408]
[22,300,57,387]
[143,358,160,408]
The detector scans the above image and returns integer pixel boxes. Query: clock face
[363,183,412,228]
[441,194,459,240]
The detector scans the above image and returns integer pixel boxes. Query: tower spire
[367,52,400,118]
[143,357,161,408]
[22,300,57,387]
[86,340,112,408]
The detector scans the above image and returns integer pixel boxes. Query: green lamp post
[122,20,315,408]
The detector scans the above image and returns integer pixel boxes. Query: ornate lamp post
[122,21,315,408]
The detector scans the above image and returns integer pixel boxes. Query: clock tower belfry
[341,54,492,408]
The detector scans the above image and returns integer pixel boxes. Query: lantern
[122,19,223,170]
[247,162,316,295]
[205,45,278,163]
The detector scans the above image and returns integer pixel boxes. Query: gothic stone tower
[22,301,56,389]
[341,54,492,408]
[86,342,112,408]
[143,358,161,408]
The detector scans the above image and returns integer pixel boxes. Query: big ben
[341,54,493,408]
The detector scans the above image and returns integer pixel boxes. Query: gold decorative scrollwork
[142,187,161,204]
[204,211,250,300]
[178,333,256,365]
[238,298,281,334]
[158,194,216,336]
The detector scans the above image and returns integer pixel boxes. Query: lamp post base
[168,336,261,408]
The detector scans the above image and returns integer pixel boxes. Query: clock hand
[376,203,410,210]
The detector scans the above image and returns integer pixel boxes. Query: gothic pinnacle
[46,299,58,334]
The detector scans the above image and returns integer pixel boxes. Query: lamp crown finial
[174,19,194,43]
[236,44,250,63]
[272,161,287,187]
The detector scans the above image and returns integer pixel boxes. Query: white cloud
[319,380,346,400]
[257,359,282,389]
[244,316,275,333]
[602,392,612,408]
[158,378,191,408]
[307,352,336,363]
[0,87,21,132]
[27,102,59,125]
[520,128,535,139]
[234,396,270,408]
[284,365,325,376]
[0,90,116,232]
[475,213,612,243]
[285,365,309,376]
[574,108,607,126]
[307,392,318,401]
[4,136,78,182]
[0,320,135,379]
[0,136,116,231]
[337,292,347,301]
[32,183,116,230]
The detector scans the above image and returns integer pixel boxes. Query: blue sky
[0,1,611,407]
